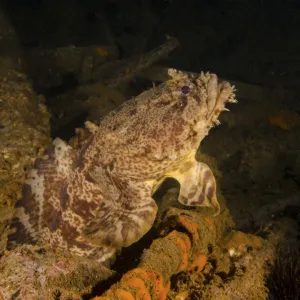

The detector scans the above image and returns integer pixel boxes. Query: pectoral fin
[169,159,220,215]
[82,182,158,248]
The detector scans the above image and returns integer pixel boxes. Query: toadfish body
[10,69,236,263]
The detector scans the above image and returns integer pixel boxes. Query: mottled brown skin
[10,69,236,263]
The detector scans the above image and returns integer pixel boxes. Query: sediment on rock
[0,6,51,253]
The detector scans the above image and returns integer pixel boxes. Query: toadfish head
[164,69,236,154]
[117,69,237,163]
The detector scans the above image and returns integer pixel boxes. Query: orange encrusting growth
[93,268,170,300]
[269,109,300,130]
[188,254,207,272]
[96,47,109,56]
[169,231,192,272]
[178,216,209,272]
[93,215,210,300]
[177,215,200,241]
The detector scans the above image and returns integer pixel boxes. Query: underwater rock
[0,244,113,300]
[268,248,300,300]
[0,71,51,254]
[0,4,51,254]
[169,218,298,300]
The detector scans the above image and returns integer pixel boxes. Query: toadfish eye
[181,85,190,95]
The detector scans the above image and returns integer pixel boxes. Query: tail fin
[9,138,76,246]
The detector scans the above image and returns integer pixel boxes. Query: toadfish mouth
[205,78,237,126]
[173,71,236,128]
[186,75,237,135]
